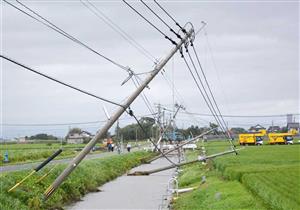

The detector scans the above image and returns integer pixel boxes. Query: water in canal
[67,156,177,210]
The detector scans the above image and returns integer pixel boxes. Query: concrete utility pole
[44,29,194,199]
[129,149,239,176]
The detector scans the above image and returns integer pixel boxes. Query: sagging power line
[4,0,151,77]
[179,39,237,151]
[1,55,124,107]
[80,0,157,64]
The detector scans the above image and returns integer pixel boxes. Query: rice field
[173,141,300,210]
[0,143,103,165]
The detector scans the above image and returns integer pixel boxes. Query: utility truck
[268,129,298,145]
[239,129,266,145]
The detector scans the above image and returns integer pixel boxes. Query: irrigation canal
[67,157,177,210]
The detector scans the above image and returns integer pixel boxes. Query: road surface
[0,151,118,173]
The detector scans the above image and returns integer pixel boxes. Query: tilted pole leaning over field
[128,148,240,176]
[44,29,194,199]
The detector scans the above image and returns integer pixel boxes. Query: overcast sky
[1,0,299,139]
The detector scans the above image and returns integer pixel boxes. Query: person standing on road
[127,143,131,152]
[111,143,115,152]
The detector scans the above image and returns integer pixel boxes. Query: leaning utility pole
[44,29,194,199]
[128,149,240,176]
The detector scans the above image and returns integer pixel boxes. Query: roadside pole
[44,29,194,199]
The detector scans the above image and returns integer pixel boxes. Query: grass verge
[172,150,266,210]
[0,151,154,210]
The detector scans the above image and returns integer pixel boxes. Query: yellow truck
[268,129,298,145]
[239,129,266,146]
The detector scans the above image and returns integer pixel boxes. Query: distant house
[267,126,281,133]
[287,122,300,132]
[66,131,93,144]
[15,137,26,143]
[249,124,266,132]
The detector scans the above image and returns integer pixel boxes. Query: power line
[127,108,177,165]
[1,121,104,127]
[153,0,186,34]
[203,28,232,114]
[131,76,156,116]
[81,0,157,64]
[5,0,131,73]
[180,52,225,133]
[1,55,124,107]
[181,48,236,150]
[122,0,177,45]
[161,107,299,119]
[140,0,182,39]
[185,49,228,135]
[1,113,157,127]
[160,71,204,126]
[181,111,300,118]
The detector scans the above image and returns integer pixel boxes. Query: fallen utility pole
[147,128,215,163]
[8,149,62,192]
[128,148,238,176]
[44,29,194,199]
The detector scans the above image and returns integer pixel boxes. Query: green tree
[29,133,58,140]
[230,127,247,134]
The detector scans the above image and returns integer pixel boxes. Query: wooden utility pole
[44,29,194,199]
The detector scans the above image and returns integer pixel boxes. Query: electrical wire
[79,0,157,117]
[181,54,225,133]
[191,41,247,136]
[153,0,186,33]
[160,72,204,126]
[122,0,177,45]
[182,51,237,150]
[1,55,124,108]
[4,0,132,74]
[185,50,227,133]
[131,76,156,116]
[180,111,299,118]
[203,28,232,114]
[140,0,182,39]
[1,113,157,127]
[127,108,178,165]
[81,0,157,64]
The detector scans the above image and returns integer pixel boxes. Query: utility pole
[129,148,239,176]
[44,29,194,199]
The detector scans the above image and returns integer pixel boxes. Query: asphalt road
[0,151,119,173]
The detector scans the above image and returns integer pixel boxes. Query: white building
[66,131,93,144]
